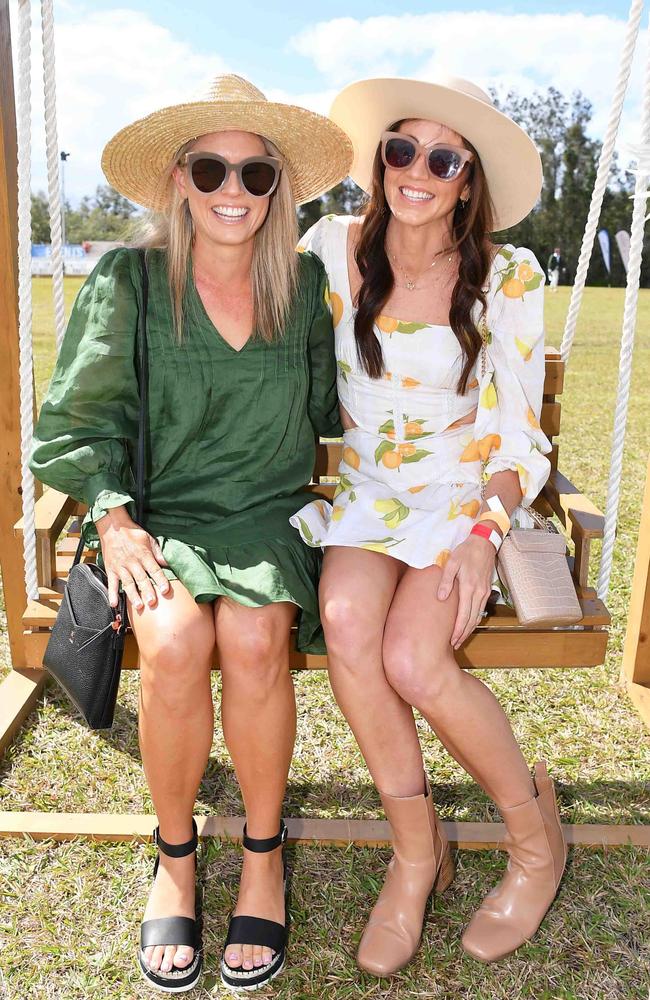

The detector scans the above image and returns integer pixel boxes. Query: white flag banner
[598,229,611,274]
[615,230,631,272]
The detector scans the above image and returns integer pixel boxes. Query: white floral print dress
[290,214,552,603]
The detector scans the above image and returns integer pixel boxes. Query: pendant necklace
[388,245,455,291]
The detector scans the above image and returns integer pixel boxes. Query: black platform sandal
[139,818,203,994]
[220,820,289,992]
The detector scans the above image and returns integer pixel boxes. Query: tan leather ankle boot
[356,775,455,977]
[461,761,567,963]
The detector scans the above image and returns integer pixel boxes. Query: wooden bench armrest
[542,469,604,589]
[13,489,77,539]
[13,490,78,590]
[542,469,604,535]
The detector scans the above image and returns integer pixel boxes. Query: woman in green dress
[30,74,352,994]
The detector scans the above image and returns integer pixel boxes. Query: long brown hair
[354,122,495,394]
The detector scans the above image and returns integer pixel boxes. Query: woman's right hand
[96,505,171,610]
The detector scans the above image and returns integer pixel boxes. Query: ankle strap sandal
[139,817,204,993]
[220,820,289,992]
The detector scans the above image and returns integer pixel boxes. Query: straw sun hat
[101,74,353,210]
[329,75,543,231]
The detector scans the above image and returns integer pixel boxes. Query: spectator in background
[547,246,562,292]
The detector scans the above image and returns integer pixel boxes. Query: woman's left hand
[436,535,497,650]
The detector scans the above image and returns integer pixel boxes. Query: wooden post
[621,453,650,730]
[0,0,29,669]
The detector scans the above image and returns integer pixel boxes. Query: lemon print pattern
[289,216,552,604]
[374,497,410,530]
[342,445,360,470]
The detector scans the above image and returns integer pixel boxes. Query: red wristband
[470,522,502,552]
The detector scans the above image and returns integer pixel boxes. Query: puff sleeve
[473,246,552,505]
[302,250,343,438]
[30,248,140,532]
[297,214,332,263]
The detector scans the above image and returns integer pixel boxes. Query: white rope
[597,17,650,603]
[17,0,39,602]
[560,0,645,365]
[41,0,66,350]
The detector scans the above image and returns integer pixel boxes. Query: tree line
[31,86,646,287]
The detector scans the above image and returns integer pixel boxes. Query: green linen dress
[30,246,342,654]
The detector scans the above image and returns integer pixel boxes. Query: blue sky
[11,0,647,203]
[57,0,639,93]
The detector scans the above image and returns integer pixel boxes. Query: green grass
[0,281,649,999]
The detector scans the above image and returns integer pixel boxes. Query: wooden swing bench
[15,348,610,671]
[3,346,638,850]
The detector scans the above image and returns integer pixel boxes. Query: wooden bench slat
[540,401,561,438]
[22,587,610,630]
[22,627,608,670]
[542,362,564,396]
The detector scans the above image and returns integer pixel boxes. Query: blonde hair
[126,135,299,342]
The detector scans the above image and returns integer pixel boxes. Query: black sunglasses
[179,151,282,198]
[381,131,474,182]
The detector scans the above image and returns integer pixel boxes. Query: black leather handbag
[42,249,150,729]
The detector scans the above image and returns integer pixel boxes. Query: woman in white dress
[291,77,567,975]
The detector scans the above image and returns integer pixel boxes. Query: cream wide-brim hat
[101,74,353,210]
[329,75,542,231]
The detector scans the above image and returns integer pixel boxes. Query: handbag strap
[136,248,149,526]
[73,249,149,568]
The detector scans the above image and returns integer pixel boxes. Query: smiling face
[172,130,273,248]
[383,118,472,230]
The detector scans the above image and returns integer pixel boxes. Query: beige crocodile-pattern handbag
[479,315,582,626]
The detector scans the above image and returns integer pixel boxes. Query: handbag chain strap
[478,313,489,503]
[478,312,556,534]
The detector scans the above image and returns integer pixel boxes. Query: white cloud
[289,11,647,160]
[264,86,338,117]
[10,2,229,203]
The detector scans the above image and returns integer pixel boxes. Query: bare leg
[382,565,535,808]
[131,580,216,975]
[215,598,297,974]
[320,547,426,797]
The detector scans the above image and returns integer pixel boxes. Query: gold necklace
[388,245,455,291]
